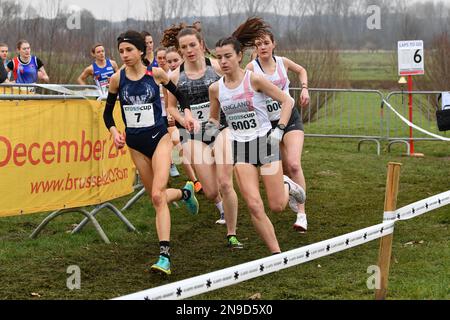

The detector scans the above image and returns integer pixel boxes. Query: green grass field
[340,51,397,82]
[0,137,448,300]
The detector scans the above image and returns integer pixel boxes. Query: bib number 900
[267,101,281,113]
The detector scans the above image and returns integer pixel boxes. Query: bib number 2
[191,102,211,123]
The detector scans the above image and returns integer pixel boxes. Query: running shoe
[183,181,199,215]
[293,213,308,233]
[194,181,203,193]
[150,255,171,275]
[216,213,226,225]
[227,236,244,249]
[283,175,306,208]
[170,164,180,177]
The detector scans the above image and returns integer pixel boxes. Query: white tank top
[252,56,291,121]
[218,70,272,142]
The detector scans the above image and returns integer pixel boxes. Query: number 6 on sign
[414,50,422,64]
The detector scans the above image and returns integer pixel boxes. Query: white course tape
[384,191,450,222]
[113,222,395,300]
[383,211,396,221]
[383,100,450,141]
[34,84,77,95]
[34,84,102,97]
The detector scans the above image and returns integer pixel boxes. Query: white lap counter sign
[398,40,425,76]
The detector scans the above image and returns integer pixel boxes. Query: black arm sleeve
[0,59,7,83]
[36,57,44,69]
[163,80,191,111]
[103,92,119,130]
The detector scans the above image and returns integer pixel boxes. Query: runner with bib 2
[163,22,243,248]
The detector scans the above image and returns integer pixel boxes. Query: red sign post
[408,75,415,154]
[398,41,425,157]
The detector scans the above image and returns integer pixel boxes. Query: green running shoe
[183,181,199,215]
[150,255,171,275]
[227,236,244,249]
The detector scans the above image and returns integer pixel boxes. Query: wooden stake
[375,162,402,300]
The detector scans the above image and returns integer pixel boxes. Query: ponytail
[161,21,212,55]
[215,17,271,55]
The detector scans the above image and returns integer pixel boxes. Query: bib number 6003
[232,119,258,131]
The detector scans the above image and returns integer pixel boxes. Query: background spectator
[6,40,49,84]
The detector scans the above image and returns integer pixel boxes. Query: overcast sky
[20,0,216,20]
[17,0,450,21]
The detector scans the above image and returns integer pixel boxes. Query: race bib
[98,79,109,87]
[228,111,260,134]
[124,104,155,128]
[96,79,110,95]
[266,98,282,121]
[191,102,210,123]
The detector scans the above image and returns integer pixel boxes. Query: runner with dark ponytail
[215,17,271,56]
[209,18,306,254]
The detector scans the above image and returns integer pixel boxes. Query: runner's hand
[113,131,126,150]
[205,121,220,137]
[300,89,310,108]
[184,113,200,134]
[267,127,284,146]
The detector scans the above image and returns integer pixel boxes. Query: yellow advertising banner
[0,99,136,217]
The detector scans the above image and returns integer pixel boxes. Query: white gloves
[268,127,284,146]
[205,121,220,137]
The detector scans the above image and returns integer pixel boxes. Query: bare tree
[397,7,421,40]
[166,0,194,19]
[194,0,205,19]
[270,0,283,33]
[239,0,271,17]
[213,0,225,31]
[225,0,240,31]
[286,0,310,46]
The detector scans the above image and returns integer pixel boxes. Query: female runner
[103,31,199,275]
[209,18,306,254]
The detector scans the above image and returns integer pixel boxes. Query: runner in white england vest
[209,18,306,255]
[247,30,310,233]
